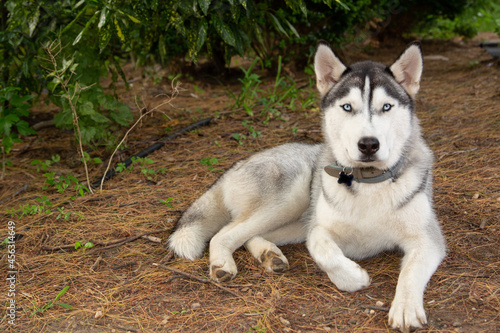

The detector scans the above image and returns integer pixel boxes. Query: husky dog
[167,42,446,332]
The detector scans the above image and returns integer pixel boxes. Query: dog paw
[388,295,427,333]
[259,250,289,273]
[210,262,237,283]
[327,262,370,292]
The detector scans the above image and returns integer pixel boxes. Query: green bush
[0,87,36,178]
[0,0,482,171]
[410,0,500,39]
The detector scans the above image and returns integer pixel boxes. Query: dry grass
[1,40,499,332]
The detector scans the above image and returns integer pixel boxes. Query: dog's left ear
[389,42,423,99]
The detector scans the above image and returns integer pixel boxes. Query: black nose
[358,137,380,155]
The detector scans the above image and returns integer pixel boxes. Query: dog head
[314,41,423,170]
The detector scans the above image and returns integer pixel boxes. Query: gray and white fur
[167,41,446,332]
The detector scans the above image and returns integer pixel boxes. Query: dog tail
[167,183,230,260]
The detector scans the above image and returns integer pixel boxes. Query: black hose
[92,116,213,188]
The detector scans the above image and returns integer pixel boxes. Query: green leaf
[28,7,41,37]
[212,16,236,46]
[54,286,70,302]
[89,112,110,124]
[284,0,307,17]
[114,18,127,43]
[122,12,141,24]
[84,242,94,249]
[283,17,300,38]
[99,23,113,52]
[110,104,132,126]
[334,0,350,11]
[54,302,74,310]
[196,19,208,52]
[78,101,95,116]
[165,4,185,36]
[98,8,108,29]
[238,0,247,10]
[268,13,288,37]
[80,126,97,143]
[15,120,36,136]
[74,242,82,249]
[198,0,211,16]
[73,11,98,45]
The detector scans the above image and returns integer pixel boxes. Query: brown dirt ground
[1,38,499,332]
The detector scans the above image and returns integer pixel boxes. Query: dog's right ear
[314,41,347,97]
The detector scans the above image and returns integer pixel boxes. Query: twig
[41,244,76,251]
[90,256,102,271]
[141,235,162,243]
[360,304,390,312]
[152,263,240,297]
[32,119,55,131]
[90,230,167,247]
[86,230,168,254]
[164,275,185,283]
[41,230,168,253]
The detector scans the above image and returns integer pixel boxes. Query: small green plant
[55,207,83,221]
[29,286,73,317]
[31,154,61,172]
[144,68,164,85]
[82,152,103,165]
[40,171,89,197]
[115,162,128,173]
[200,157,219,171]
[74,241,94,250]
[259,56,299,122]
[43,173,89,196]
[131,156,156,180]
[232,133,247,145]
[192,84,205,95]
[242,120,261,139]
[158,197,174,208]
[8,196,53,218]
[171,310,188,314]
[228,58,263,113]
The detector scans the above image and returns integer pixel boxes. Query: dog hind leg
[167,183,230,260]
[245,220,307,273]
[245,236,289,273]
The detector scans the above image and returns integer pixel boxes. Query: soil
[1,36,499,332]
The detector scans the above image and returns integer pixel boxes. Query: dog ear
[390,42,423,99]
[314,41,347,97]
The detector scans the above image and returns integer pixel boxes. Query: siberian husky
[167,41,446,332]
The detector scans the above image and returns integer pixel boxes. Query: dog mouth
[359,156,377,163]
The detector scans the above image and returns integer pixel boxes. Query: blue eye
[383,104,392,111]
[342,104,352,112]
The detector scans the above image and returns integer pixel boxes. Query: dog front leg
[307,225,370,292]
[388,237,445,332]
